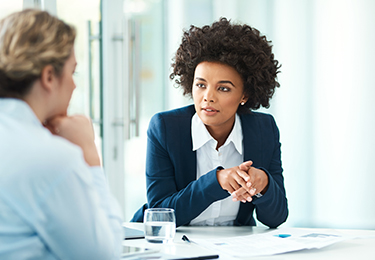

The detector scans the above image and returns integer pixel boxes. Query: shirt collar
[191,112,243,154]
[0,98,42,127]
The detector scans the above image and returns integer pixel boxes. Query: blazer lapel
[175,106,197,189]
[241,113,263,167]
[236,113,261,225]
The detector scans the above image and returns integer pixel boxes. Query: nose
[203,87,215,103]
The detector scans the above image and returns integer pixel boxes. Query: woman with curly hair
[132,18,288,228]
[0,10,123,259]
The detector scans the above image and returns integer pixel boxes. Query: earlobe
[241,96,248,106]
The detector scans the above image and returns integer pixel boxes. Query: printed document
[193,228,352,257]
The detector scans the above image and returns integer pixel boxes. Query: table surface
[122,223,375,259]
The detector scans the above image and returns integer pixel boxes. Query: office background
[1,0,374,229]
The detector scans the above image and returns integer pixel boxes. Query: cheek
[69,77,76,90]
[192,89,199,103]
[223,96,242,111]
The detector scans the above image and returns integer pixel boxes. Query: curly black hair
[170,17,281,113]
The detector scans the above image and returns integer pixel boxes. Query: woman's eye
[218,86,230,92]
[196,83,205,88]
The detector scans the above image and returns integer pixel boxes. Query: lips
[201,106,219,116]
[202,106,219,112]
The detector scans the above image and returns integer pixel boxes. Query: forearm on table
[252,169,288,228]
[147,167,229,226]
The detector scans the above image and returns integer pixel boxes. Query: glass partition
[55,0,103,159]
[122,0,167,220]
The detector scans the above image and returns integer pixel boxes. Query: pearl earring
[241,102,245,105]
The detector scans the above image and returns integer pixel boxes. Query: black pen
[169,254,219,260]
[179,235,219,259]
[182,235,191,243]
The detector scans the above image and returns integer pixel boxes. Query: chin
[51,107,68,118]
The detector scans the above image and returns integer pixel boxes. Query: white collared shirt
[190,113,242,226]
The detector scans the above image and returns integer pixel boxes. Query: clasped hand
[216,161,268,203]
[43,114,101,167]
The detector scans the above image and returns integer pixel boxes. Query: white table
[123,223,375,259]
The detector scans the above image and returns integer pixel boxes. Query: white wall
[270,0,317,228]
[207,0,375,229]
[310,0,375,229]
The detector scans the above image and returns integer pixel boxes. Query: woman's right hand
[44,115,101,167]
[216,160,254,203]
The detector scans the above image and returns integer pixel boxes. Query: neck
[23,81,50,123]
[206,122,235,150]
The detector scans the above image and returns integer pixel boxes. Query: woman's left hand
[231,163,269,202]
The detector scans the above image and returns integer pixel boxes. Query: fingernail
[241,199,246,203]
[232,197,238,201]
[247,182,251,187]
[247,196,252,202]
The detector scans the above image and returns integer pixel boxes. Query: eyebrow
[195,77,236,87]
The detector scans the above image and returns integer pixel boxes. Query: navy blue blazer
[131,105,288,227]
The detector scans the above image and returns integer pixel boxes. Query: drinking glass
[144,208,176,243]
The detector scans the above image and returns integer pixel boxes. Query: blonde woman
[0,10,123,259]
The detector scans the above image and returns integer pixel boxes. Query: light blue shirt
[0,98,123,260]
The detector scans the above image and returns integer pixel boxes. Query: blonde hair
[0,9,76,98]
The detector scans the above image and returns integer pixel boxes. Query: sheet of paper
[123,226,145,239]
[193,228,351,257]
[122,252,202,259]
